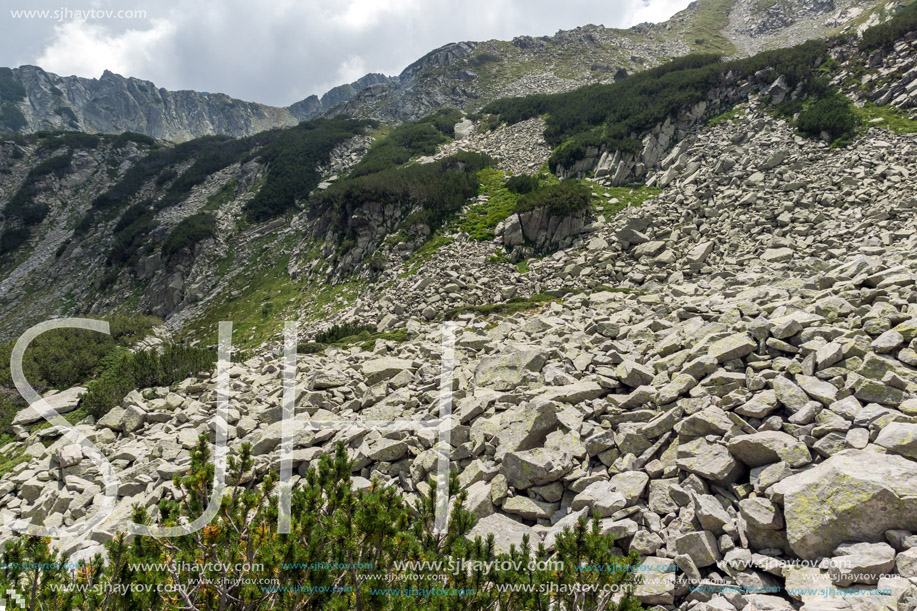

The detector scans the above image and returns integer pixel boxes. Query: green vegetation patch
[0,442,644,609]
[347,108,462,178]
[515,181,592,216]
[856,103,917,134]
[0,152,74,256]
[163,213,217,260]
[314,152,494,242]
[795,93,859,144]
[684,0,738,54]
[443,293,560,320]
[859,1,917,52]
[0,315,158,442]
[482,37,851,170]
[457,168,523,241]
[243,118,372,222]
[81,343,215,419]
[305,325,410,353]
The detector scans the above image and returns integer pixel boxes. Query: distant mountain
[0,0,901,139]
[0,67,389,141]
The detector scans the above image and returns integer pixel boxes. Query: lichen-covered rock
[772,450,917,559]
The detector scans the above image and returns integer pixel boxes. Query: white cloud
[9,0,696,106]
[34,18,175,80]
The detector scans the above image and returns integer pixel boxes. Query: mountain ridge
[0,0,903,140]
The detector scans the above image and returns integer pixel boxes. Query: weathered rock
[474,348,549,391]
[772,450,917,559]
[12,387,87,426]
[502,447,571,489]
[570,481,627,517]
[466,513,541,555]
[828,542,895,586]
[728,432,803,468]
[677,438,744,484]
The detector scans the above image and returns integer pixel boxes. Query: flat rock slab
[13,386,87,426]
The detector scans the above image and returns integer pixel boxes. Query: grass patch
[442,293,560,320]
[0,453,28,477]
[706,104,746,126]
[856,103,917,134]
[590,183,661,217]
[684,0,738,55]
[457,168,522,241]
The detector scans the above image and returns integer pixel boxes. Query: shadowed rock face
[7,66,298,141]
[2,67,391,141]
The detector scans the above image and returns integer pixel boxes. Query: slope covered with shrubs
[478,5,917,172]
[0,442,644,611]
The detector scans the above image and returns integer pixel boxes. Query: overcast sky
[0,0,693,107]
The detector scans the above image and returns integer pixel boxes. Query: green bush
[162,212,217,259]
[314,322,377,344]
[0,228,30,256]
[796,93,859,142]
[315,152,494,240]
[0,152,75,254]
[347,109,462,178]
[0,316,158,437]
[515,181,592,216]
[859,1,917,51]
[81,343,215,419]
[243,118,372,222]
[504,174,539,194]
[482,40,839,170]
[297,341,325,354]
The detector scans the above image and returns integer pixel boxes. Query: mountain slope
[0,0,904,139]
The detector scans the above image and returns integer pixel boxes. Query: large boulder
[13,387,87,426]
[772,450,917,559]
[466,513,541,555]
[676,438,744,485]
[474,347,550,391]
[502,447,572,489]
[727,431,803,467]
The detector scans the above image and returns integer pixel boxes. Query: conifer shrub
[515,181,592,216]
[795,93,859,143]
[0,441,644,610]
[162,212,218,259]
[504,174,539,194]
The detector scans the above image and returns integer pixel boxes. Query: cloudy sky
[0,0,693,107]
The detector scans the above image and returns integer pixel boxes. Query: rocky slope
[0,0,903,139]
[3,30,917,609]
